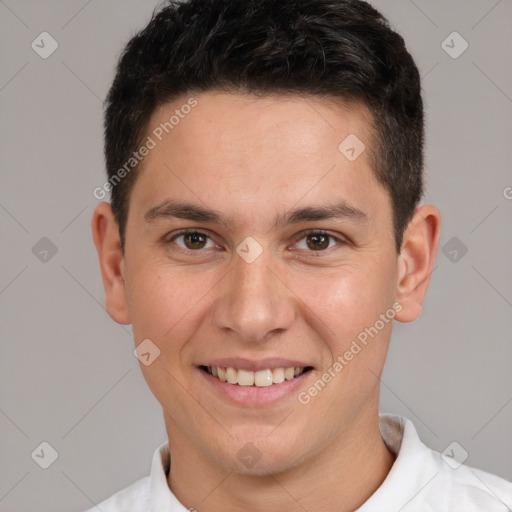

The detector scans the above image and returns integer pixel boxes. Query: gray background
[0,1,511,510]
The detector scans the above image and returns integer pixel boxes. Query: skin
[92,91,441,512]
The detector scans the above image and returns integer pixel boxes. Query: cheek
[293,267,395,425]
[126,266,210,406]
[126,264,206,347]
[299,263,395,345]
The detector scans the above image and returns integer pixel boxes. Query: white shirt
[85,413,512,511]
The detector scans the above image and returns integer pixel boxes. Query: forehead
[147,91,374,165]
[130,91,390,229]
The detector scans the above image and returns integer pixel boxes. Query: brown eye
[170,230,215,251]
[294,230,343,253]
[183,232,207,250]
[306,233,330,250]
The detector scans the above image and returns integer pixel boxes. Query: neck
[165,403,395,512]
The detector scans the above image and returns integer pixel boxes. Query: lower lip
[198,368,313,407]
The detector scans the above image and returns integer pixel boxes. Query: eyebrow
[144,199,368,229]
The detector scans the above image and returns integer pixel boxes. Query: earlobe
[91,202,131,324]
[394,204,441,323]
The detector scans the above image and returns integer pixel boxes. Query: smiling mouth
[199,365,314,387]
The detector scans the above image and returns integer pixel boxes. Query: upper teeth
[207,366,305,386]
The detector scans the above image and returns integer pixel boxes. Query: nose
[211,249,296,343]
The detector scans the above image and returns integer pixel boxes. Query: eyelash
[165,228,347,256]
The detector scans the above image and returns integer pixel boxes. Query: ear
[394,204,441,323]
[91,202,131,324]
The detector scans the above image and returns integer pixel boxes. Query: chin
[213,435,309,477]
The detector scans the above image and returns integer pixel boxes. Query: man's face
[122,92,401,473]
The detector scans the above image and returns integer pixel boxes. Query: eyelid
[166,228,212,240]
